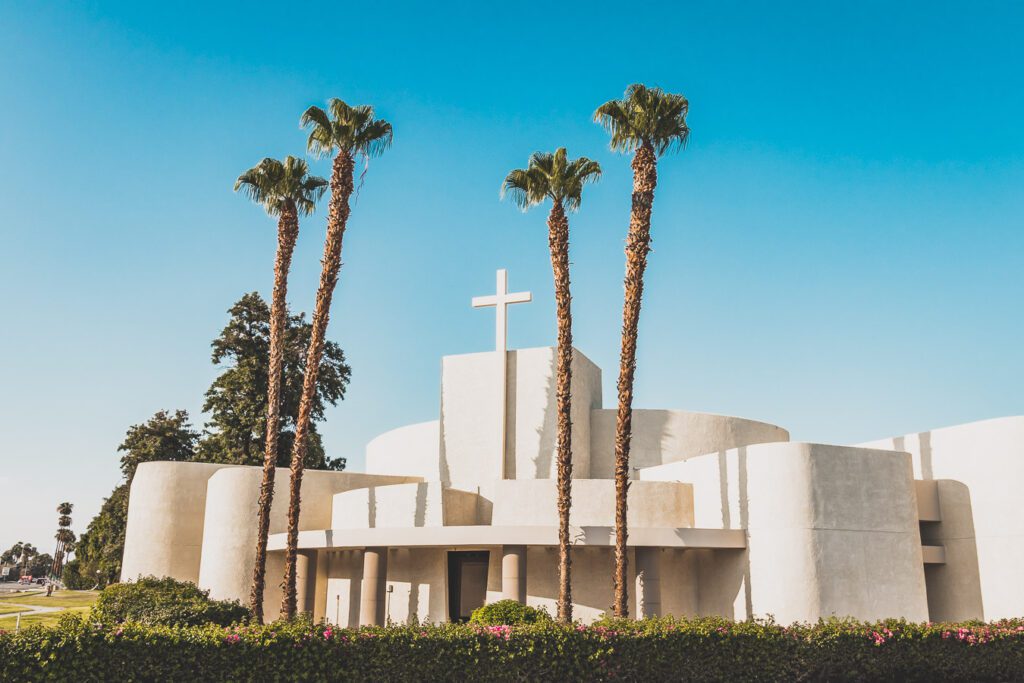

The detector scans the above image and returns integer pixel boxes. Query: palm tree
[235,156,327,623]
[594,83,689,617]
[278,99,393,618]
[502,148,600,622]
[50,502,73,580]
[53,529,75,579]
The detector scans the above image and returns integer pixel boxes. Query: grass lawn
[0,604,30,616]
[0,590,99,609]
[0,606,91,630]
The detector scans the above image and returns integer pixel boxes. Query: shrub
[4,615,1024,681]
[470,599,552,625]
[90,576,250,627]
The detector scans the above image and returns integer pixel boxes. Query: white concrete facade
[121,344,1023,624]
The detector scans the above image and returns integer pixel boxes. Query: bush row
[4,614,1024,682]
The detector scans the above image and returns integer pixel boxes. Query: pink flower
[323,629,333,639]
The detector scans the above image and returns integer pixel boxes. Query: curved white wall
[121,462,231,583]
[365,421,441,479]
[589,409,789,479]
[860,416,1024,620]
[641,442,928,623]
[197,467,420,618]
[331,482,478,529]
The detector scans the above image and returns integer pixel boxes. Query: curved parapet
[121,461,232,584]
[589,409,789,478]
[331,481,479,529]
[640,442,928,623]
[365,421,441,479]
[197,467,421,618]
[486,479,693,529]
[860,416,1024,621]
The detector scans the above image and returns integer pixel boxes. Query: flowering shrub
[4,614,1024,681]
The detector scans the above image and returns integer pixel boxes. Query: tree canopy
[196,292,350,470]
[118,409,199,481]
[63,292,351,588]
[502,148,601,212]
[301,99,393,159]
[234,156,327,217]
[594,83,690,156]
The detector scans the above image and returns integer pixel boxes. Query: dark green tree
[1,542,36,567]
[119,411,199,481]
[62,485,129,589]
[195,292,350,470]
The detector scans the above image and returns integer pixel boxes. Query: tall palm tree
[235,156,327,623]
[502,148,600,623]
[278,99,393,618]
[50,502,73,580]
[595,83,689,617]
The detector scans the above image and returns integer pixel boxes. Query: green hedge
[4,614,1024,681]
[90,576,250,627]
[469,599,552,625]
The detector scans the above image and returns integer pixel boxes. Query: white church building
[122,270,1024,625]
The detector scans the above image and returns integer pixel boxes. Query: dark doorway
[447,551,489,622]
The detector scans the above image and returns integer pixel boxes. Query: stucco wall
[486,479,693,529]
[589,410,789,479]
[194,466,418,619]
[364,421,441,480]
[440,347,602,489]
[641,442,929,623]
[121,461,232,584]
[860,416,1024,621]
[331,482,479,529]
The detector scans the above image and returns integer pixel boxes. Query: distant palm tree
[235,156,327,623]
[278,99,393,618]
[50,502,73,580]
[595,83,689,617]
[502,148,600,623]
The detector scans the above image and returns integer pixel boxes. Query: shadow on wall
[922,480,985,622]
[704,446,753,619]
[532,351,557,479]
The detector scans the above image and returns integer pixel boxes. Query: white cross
[472,269,531,479]
[472,269,532,353]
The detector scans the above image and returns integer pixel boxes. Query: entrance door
[447,551,489,622]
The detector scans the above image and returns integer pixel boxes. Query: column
[501,545,527,603]
[635,548,662,618]
[359,547,389,626]
[295,551,313,615]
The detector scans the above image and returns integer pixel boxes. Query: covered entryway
[447,551,489,622]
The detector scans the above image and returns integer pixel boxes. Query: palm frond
[300,105,335,158]
[357,119,394,158]
[502,148,600,213]
[501,168,543,210]
[234,155,325,217]
[595,83,690,156]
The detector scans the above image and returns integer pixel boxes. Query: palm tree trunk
[50,539,62,578]
[544,198,577,626]
[249,201,300,624]
[281,150,355,619]
[612,141,658,618]
[547,201,575,623]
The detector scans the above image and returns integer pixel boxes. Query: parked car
[18,575,33,585]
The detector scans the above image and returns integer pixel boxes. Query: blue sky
[2,1,1022,550]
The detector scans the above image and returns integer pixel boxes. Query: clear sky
[2,1,1022,552]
